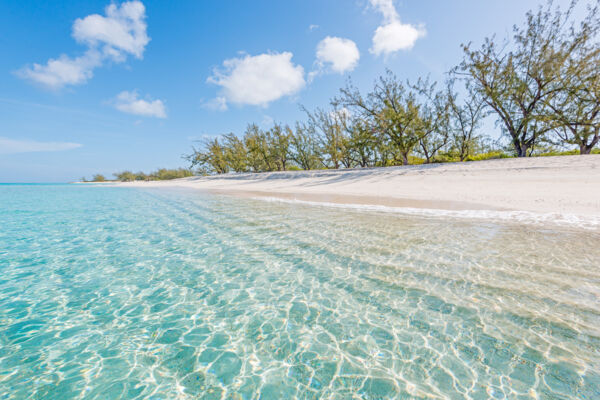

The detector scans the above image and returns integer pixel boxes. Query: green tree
[92,174,106,182]
[244,124,276,172]
[411,78,451,163]
[346,119,377,168]
[223,133,248,172]
[338,71,423,165]
[267,124,291,171]
[288,122,322,170]
[304,106,350,169]
[459,1,595,156]
[546,23,600,154]
[446,79,486,161]
[114,171,136,182]
[186,138,229,174]
[152,168,193,180]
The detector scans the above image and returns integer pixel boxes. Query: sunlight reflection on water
[0,184,599,399]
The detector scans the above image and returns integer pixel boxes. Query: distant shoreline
[111,154,600,222]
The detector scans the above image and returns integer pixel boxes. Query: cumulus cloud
[369,0,425,56]
[371,21,425,55]
[73,1,149,60]
[315,37,360,74]
[370,0,398,22]
[201,96,228,112]
[113,91,166,118]
[208,52,305,107]
[17,51,102,90]
[0,137,82,154]
[18,1,149,89]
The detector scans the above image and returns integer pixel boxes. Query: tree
[546,16,600,154]
[304,106,349,169]
[267,124,291,171]
[244,124,277,172]
[446,79,486,161]
[346,119,377,167]
[114,171,136,182]
[186,138,229,174]
[411,78,451,163]
[459,1,591,156]
[92,174,106,182]
[222,133,248,172]
[152,168,193,180]
[338,71,423,165]
[288,122,322,170]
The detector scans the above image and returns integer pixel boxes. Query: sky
[0,0,576,182]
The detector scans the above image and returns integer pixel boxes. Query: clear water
[1,184,599,399]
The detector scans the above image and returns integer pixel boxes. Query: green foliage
[92,174,106,182]
[289,122,323,170]
[537,148,600,157]
[338,71,424,165]
[153,168,194,180]
[113,168,193,182]
[114,171,136,182]
[465,151,511,162]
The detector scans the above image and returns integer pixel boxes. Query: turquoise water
[1,184,599,399]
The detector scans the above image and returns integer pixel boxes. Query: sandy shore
[114,155,600,218]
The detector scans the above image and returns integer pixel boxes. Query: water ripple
[0,185,599,399]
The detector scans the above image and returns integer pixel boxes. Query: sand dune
[116,155,600,217]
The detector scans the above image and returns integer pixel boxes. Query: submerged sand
[114,155,600,218]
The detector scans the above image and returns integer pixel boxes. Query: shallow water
[0,184,599,399]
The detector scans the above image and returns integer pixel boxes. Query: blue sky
[0,0,573,182]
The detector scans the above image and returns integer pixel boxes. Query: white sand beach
[115,155,600,218]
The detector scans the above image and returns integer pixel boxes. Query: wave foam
[253,196,600,230]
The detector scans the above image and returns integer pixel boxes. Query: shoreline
[111,155,600,223]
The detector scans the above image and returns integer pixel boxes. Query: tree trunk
[401,152,409,165]
[516,144,529,157]
[459,143,468,161]
[580,134,599,155]
[580,144,591,154]
[511,131,529,157]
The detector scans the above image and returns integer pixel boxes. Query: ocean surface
[1,184,599,399]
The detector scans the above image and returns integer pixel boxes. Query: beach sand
[115,155,600,218]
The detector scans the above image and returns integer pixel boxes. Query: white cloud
[0,137,82,154]
[18,1,149,89]
[369,0,398,23]
[17,51,102,90]
[308,24,320,31]
[73,1,149,60]
[315,37,360,74]
[113,91,166,118]
[208,52,305,107]
[368,0,425,56]
[201,96,228,112]
[371,21,425,55]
